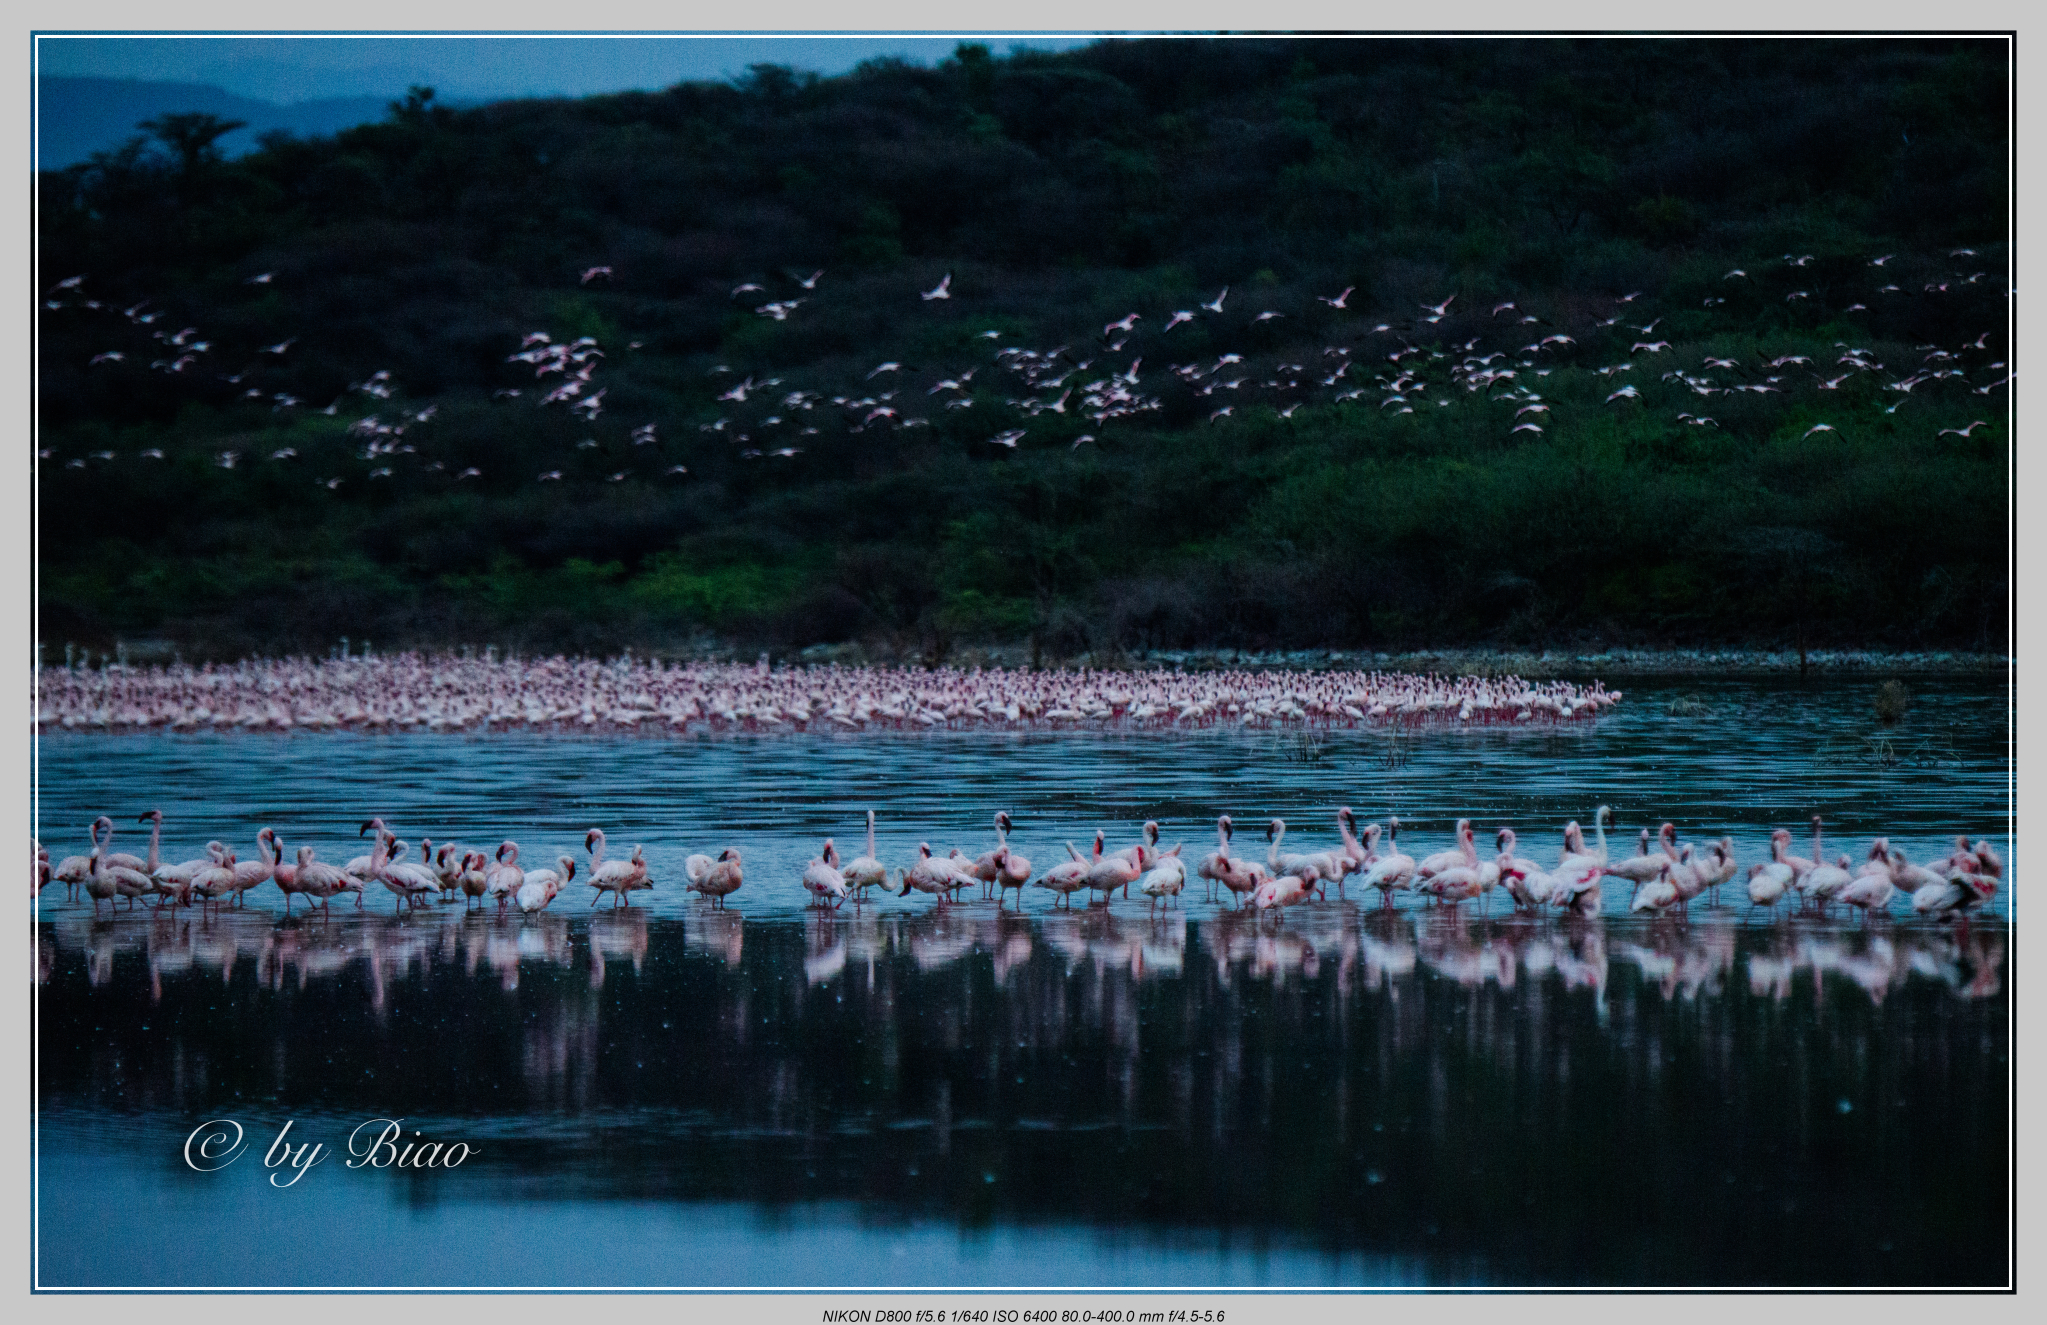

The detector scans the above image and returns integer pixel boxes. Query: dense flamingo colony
[34,655,1620,732]
[38,804,2001,928]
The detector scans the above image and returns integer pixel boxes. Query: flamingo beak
[359,820,375,836]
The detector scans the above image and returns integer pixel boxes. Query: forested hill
[37,38,2008,662]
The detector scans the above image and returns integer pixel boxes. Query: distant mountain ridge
[36,77,395,168]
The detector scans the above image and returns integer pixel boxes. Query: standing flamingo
[1138,845,1187,914]
[294,846,351,915]
[1034,842,1092,909]
[843,811,889,899]
[586,828,646,906]
[515,857,576,915]
[1360,817,1416,908]
[803,839,850,909]
[691,848,743,909]
[486,841,524,915]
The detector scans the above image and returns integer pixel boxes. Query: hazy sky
[34,34,1107,104]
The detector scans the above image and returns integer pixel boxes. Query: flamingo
[803,839,850,909]
[433,843,465,900]
[1335,808,1374,880]
[379,836,439,912]
[1034,841,1093,909]
[1196,814,1238,901]
[691,848,743,908]
[1268,817,1342,895]
[1668,842,1728,919]
[586,828,645,906]
[189,847,241,914]
[613,845,652,906]
[82,842,133,918]
[1606,824,1673,887]
[153,839,226,904]
[95,816,148,873]
[515,857,575,915]
[900,843,963,904]
[1912,865,1992,920]
[1198,816,1265,908]
[52,825,100,900]
[1138,845,1187,914]
[455,851,490,907]
[969,813,1022,898]
[344,818,390,882]
[1413,822,1497,910]
[1746,832,1796,916]
[228,828,279,906]
[273,837,303,914]
[1086,832,1145,904]
[843,811,889,899]
[1560,806,1613,869]
[1360,817,1416,908]
[921,273,952,301]
[294,846,351,915]
[1108,820,1162,873]
[1416,819,1474,879]
[1495,827,1545,880]
[1802,853,1855,915]
[89,827,155,916]
[1249,868,1315,916]
[1631,862,1680,915]
[1782,815,1824,876]
[485,841,524,915]
[1499,854,1563,910]
[1835,867,1894,922]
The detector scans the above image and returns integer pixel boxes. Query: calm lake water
[33,678,2011,1288]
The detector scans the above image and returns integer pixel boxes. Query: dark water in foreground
[36,906,2007,1288]
[34,680,2010,1287]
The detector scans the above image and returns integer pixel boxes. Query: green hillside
[36,37,2008,661]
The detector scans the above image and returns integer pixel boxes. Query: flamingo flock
[40,813,652,920]
[42,238,2004,488]
[37,806,2001,927]
[35,654,1618,734]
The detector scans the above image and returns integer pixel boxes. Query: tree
[137,112,246,176]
